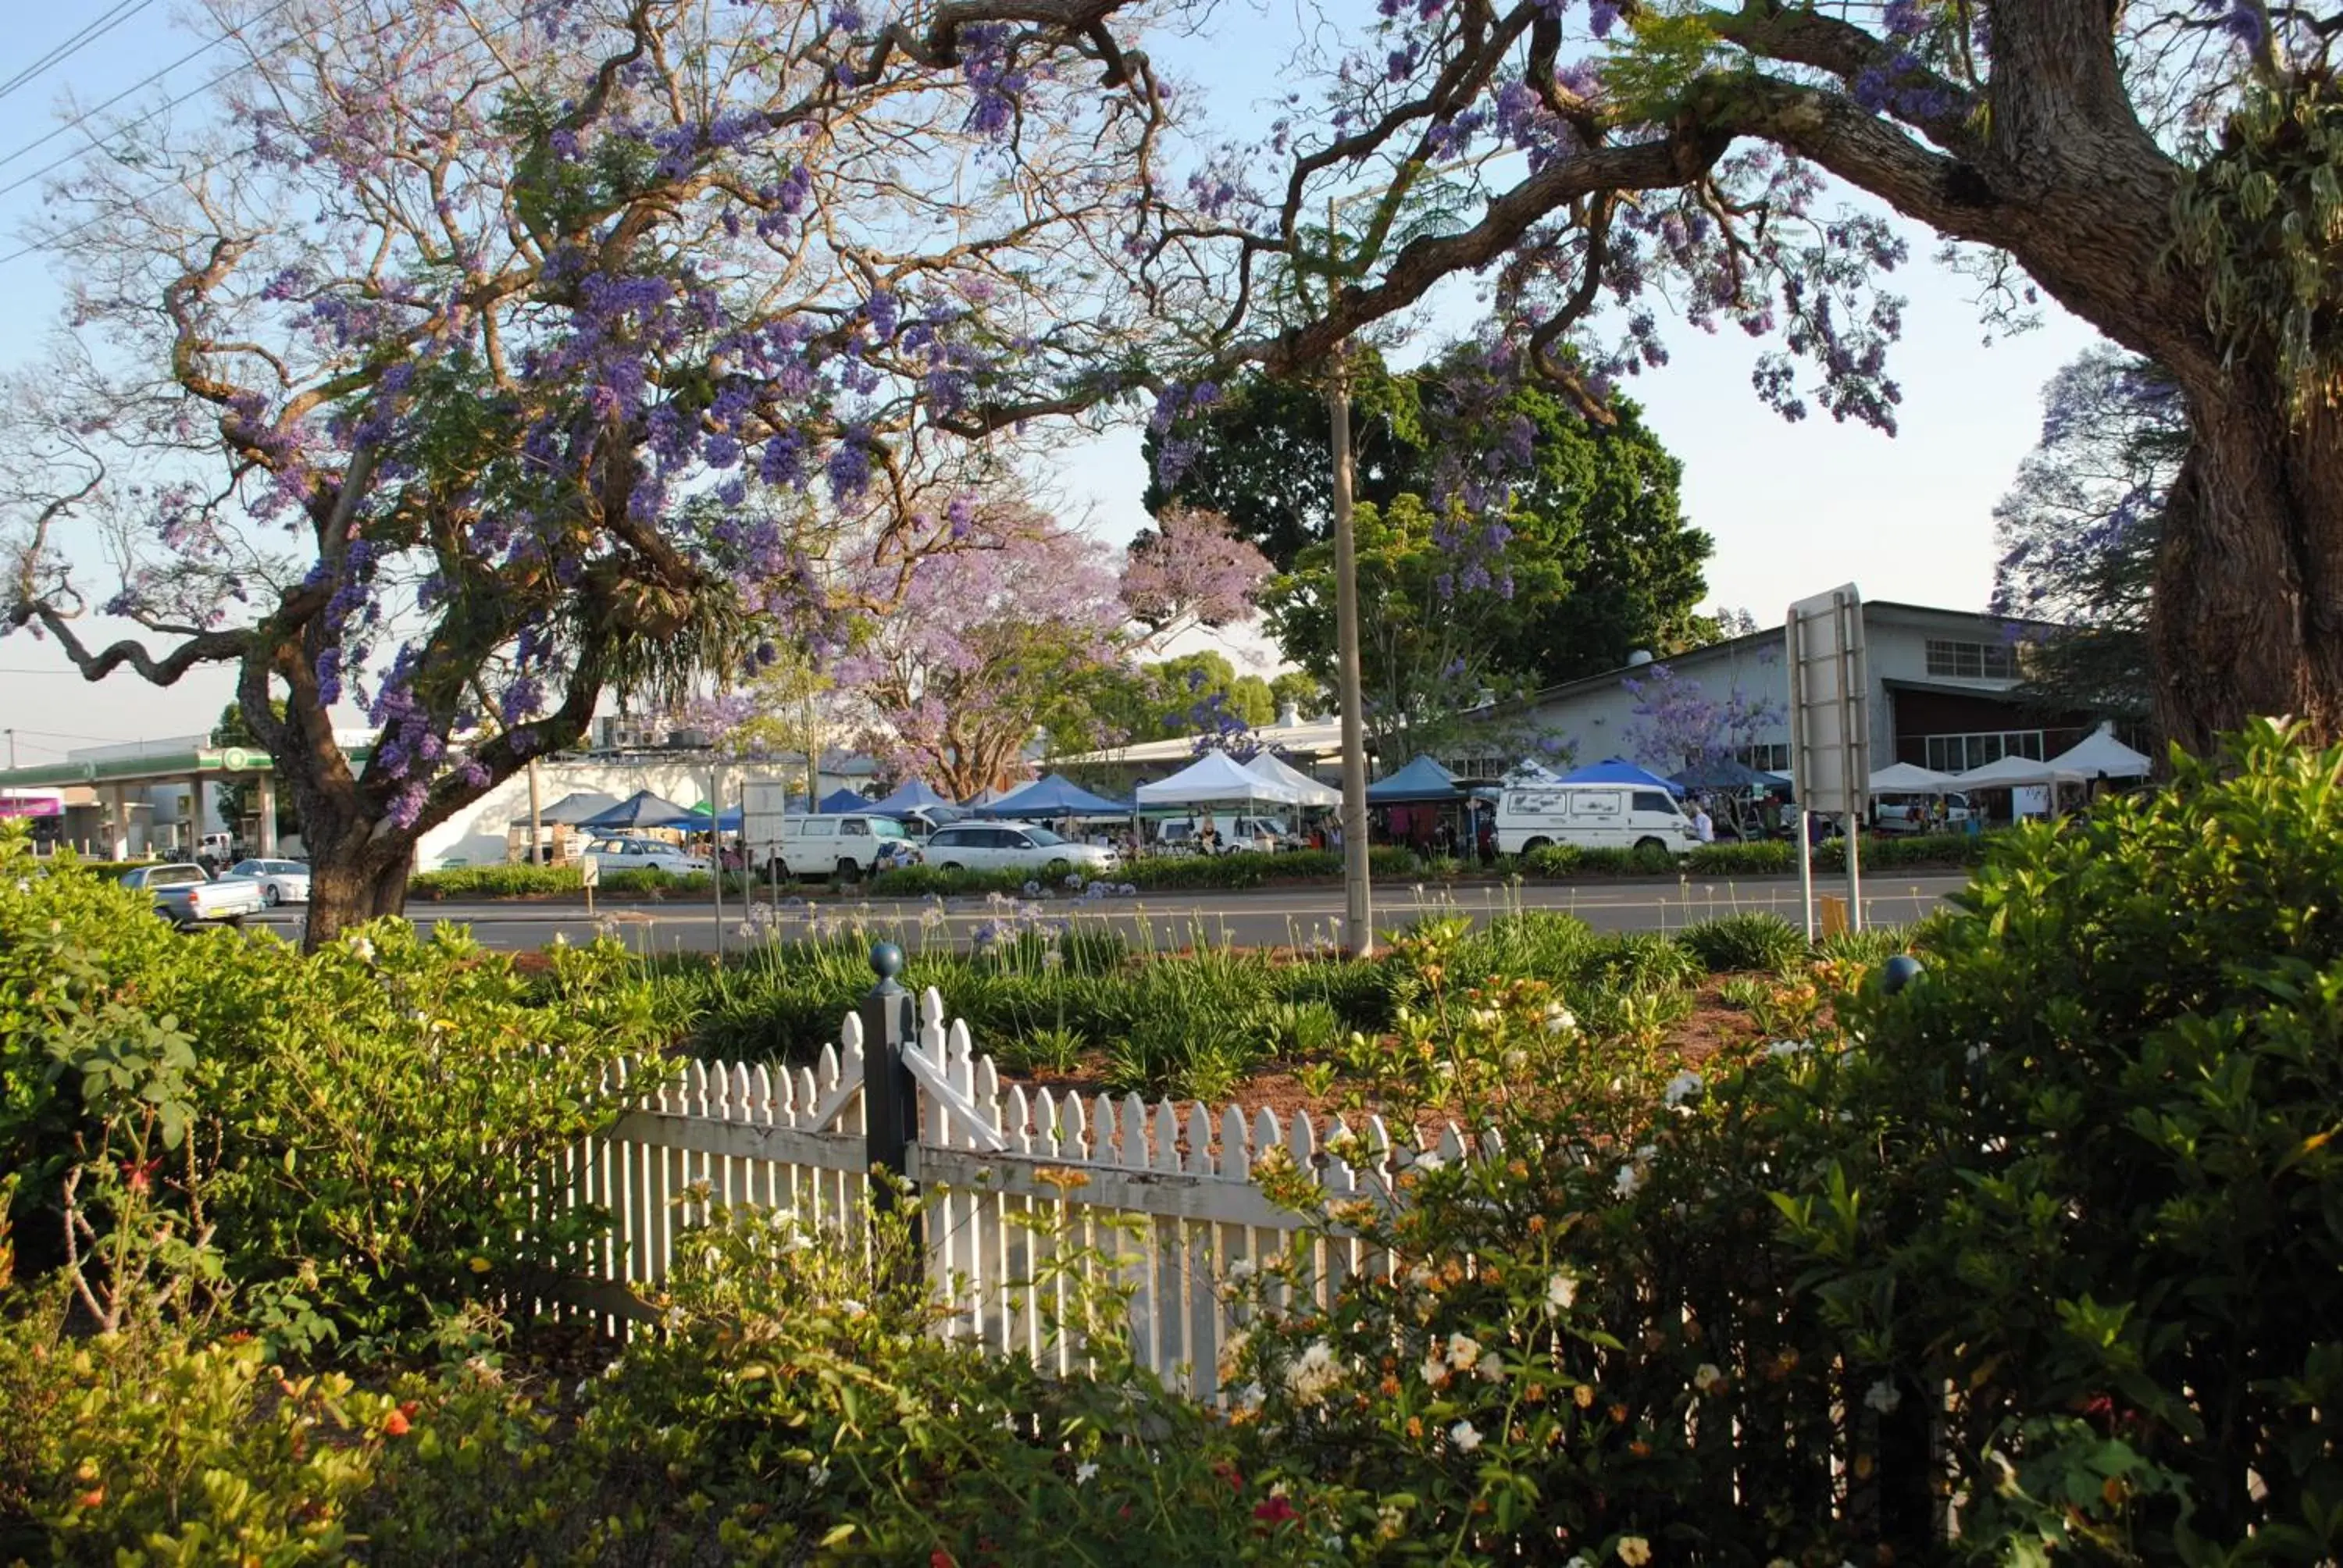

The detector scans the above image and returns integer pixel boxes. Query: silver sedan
[228,858,312,907]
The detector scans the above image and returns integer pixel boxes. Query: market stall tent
[1867,761,1959,794]
[979,774,1133,818]
[1244,751,1341,808]
[530,790,620,825]
[1557,758,1685,796]
[1952,754,2087,790]
[1135,751,1303,808]
[1364,756,1465,804]
[2045,724,2154,779]
[1671,758,1781,792]
[815,787,868,813]
[577,789,699,830]
[864,779,965,820]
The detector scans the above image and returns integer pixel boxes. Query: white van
[1156,815,1296,854]
[760,814,915,880]
[1495,786,1697,856]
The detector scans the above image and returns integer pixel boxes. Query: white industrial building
[1500,600,2088,777]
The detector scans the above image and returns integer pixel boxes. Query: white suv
[767,814,916,880]
[922,823,1118,877]
[583,838,710,875]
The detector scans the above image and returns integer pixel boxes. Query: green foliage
[410,862,586,897]
[1674,913,1809,973]
[0,827,656,1356]
[2173,82,2343,423]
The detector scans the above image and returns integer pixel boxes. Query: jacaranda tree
[0,0,1179,943]
[1136,0,2343,753]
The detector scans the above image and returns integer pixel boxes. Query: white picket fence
[557,987,1467,1397]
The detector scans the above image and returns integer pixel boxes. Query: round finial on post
[869,941,906,987]
[1882,954,1924,995]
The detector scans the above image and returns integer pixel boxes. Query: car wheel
[1634,836,1666,853]
[1522,837,1552,853]
[262,884,281,907]
[223,914,245,929]
[835,858,861,883]
[1047,857,1071,876]
[940,861,965,873]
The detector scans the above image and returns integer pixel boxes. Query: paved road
[249,875,1970,954]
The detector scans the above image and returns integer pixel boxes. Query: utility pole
[4,729,15,771]
[1328,355,1374,959]
[526,757,543,865]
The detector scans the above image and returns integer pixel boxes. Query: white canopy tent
[1503,757,1565,786]
[1135,750,1304,809]
[1953,754,2088,790]
[1867,761,1958,795]
[1244,751,1341,808]
[2046,723,2154,780]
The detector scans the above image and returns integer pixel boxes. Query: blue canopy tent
[815,786,869,814]
[864,779,967,822]
[1668,758,1778,793]
[686,802,746,832]
[1557,758,1686,796]
[979,774,1132,819]
[577,789,700,830]
[1364,756,1465,804]
[533,789,621,825]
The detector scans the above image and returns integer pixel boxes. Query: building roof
[1054,715,1347,768]
[1503,600,2060,714]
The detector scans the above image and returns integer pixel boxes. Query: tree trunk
[298,827,417,950]
[2149,383,2343,754]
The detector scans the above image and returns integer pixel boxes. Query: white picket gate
[557,983,1466,1398]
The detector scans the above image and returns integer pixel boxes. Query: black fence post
[860,943,920,1235]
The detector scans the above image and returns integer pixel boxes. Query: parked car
[227,857,311,907]
[1494,786,1698,856]
[119,863,267,928]
[764,814,915,881]
[922,823,1118,877]
[582,837,711,876]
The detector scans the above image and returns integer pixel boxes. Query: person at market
[1692,801,1715,844]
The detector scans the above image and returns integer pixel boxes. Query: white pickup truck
[120,863,267,928]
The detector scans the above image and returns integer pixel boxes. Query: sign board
[740,779,799,867]
[578,857,601,889]
[1784,585,1869,818]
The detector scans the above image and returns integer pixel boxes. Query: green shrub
[1574,931,1704,993]
[1686,839,1793,875]
[409,862,583,898]
[867,864,1029,897]
[1675,912,1810,972]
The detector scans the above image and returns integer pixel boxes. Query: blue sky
[0,4,2104,758]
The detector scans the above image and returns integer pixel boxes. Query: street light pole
[1327,355,1374,959]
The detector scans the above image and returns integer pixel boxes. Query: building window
[1443,757,1508,782]
[1735,743,1791,773]
[1924,639,2019,681]
[1920,730,2045,774]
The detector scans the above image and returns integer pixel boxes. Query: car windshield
[872,818,907,839]
[1023,827,1067,846]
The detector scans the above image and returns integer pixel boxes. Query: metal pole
[804,690,821,811]
[4,729,14,769]
[859,943,922,1250]
[711,766,725,959]
[1328,358,1374,960]
[526,757,543,866]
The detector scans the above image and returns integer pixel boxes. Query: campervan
[1494,786,1697,856]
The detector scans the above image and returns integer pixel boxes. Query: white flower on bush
[1617,1536,1653,1566]
[808,1463,830,1489]
[1693,1363,1725,1394]
[346,935,376,964]
[1763,1040,1811,1060]
[1565,1556,1594,1568]
[1445,1333,1482,1371]
[1864,1378,1903,1414]
[1546,1273,1579,1314]
[1376,1502,1410,1541]
[1662,1069,1703,1108]
[1449,1419,1482,1453]
[1075,1461,1099,1484]
[1614,1162,1647,1199]
[1420,1352,1451,1388]
[1476,1353,1506,1384]
[1217,1328,1250,1381]
[1412,1150,1446,1173]
[1542,1003,1576,1035]
[1289,1339,1342,1402]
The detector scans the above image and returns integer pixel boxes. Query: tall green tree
[1147,349,1713,692]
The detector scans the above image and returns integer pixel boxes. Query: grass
[629,896,1936,1102]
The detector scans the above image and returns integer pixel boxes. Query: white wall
[412,760,868,869]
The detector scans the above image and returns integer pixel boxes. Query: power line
[0,1,166,109]
[0,5,530,268]
[0,0,302,183]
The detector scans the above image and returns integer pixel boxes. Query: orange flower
[383,1409,411,1438]
[77,1488,104,1510]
